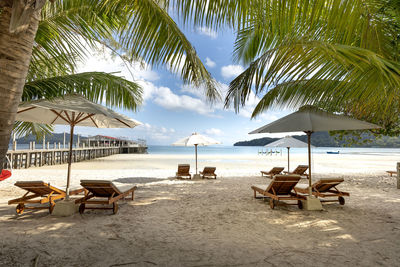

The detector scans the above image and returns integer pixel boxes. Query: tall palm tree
[224,0,400,136]
[0,0,245,165]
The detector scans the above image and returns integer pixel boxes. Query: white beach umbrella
[172,133,221,174]
[16,94,142,197]
[250,106,381,196]
[265,136,312,172]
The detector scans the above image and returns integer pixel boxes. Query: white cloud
[204,128,223,136]
[77,47,159,82]
[196,26,218,39]
[153,87,215,116]
[221,65,244,80]
[205,57,216,68]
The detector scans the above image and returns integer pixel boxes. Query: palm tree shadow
[113,177,167,184]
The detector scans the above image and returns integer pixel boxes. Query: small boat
[326,151,340,154]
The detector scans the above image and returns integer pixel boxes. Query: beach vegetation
[0,0,223,164]
[223,0,400,138]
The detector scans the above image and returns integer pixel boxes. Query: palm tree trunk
[0,4,41,169]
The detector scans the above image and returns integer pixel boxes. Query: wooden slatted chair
[295,178,349,205]
[260,167,284,178]
[200,167,217,179]
[78,180,137,214]
[284,165,309,178]
[251,175,305,209]
[8,181,84,214]
[176,164,191,179]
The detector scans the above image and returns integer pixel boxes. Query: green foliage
[223,0,400,137]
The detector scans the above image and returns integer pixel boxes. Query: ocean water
[9,144,400,156]
[147,145,400,156]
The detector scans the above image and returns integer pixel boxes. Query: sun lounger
[176,164,191,179]
[200,167,217,179]
[251,175,305,209]
[294,178,349,205]
[386,171,396,177]
[260,167,284,178]
[8,181,84,214]
[284,165,309,178]
[78,180,137,214]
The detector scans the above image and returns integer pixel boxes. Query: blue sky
[56,24,298,145]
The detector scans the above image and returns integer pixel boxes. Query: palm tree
[224,0,400,136]
[0,0,242,165]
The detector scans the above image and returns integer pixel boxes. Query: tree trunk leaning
[0,4,41,169]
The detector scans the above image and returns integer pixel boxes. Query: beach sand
[0,153,400,266]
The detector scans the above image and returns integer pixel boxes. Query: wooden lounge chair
[176,164,191,179]
[8,181,84,214]
[200,167,217,179]
[295,178,349,205]
[251,175,305,209]
[260,167,284,178]
[386,170,396,177]
[284,165,309,178]
[78,180,137,214]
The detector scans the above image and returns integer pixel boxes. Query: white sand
[0,153,400,266]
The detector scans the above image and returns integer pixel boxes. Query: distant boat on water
[327,151,340,154]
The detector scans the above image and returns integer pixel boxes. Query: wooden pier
[3,146,123,170]
[4,135,147,170]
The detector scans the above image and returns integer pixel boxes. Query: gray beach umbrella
[16,94,142,197]
[250,106,381,196]
[265,136,313,172]
[172,133,221,174]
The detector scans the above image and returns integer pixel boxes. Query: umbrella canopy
[265,136,312,171]
[250,107,379,134]
[172,133,221,174]
[250,106,381,196]
[16,94,142,197]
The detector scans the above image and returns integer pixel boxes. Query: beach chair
[200,167,217,179]
[294,178,349,205]
[386,171,396,177]
[251,175,305,209]
[260,167,284,178]
[8,181,84,214]
[284,165,309,178]
[78,180,137,214]
[176,164,191,179]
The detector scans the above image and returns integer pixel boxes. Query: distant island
[11,133,84,144]
[234,132,400,148]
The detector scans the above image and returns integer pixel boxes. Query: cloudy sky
[55,23,296,145]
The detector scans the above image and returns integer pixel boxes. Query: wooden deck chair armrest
[109,191,131,204]
[69,188,86,195]
[8,193,41,204]
[328,188,350,196]
[75,193,95,204]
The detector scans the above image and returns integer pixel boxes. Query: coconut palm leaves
[32,0,221,101]
[224,0,400,130]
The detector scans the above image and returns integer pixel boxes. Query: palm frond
[13,122,54,140]
[23,72,143,111]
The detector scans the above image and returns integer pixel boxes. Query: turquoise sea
[147,145,400,156]
[9,144,400,156]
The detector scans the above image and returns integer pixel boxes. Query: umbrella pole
[287,147,290,172]
[195,144,198,175]
[66,125,75,199]
[307,131,312,197]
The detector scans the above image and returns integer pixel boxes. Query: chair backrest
[266,175,301,195]
[270,167,284,174]
[80,180,122,197]
[14,181,64,196]
[202,167,216,174]
[313,178,344,192]
[177,164,190,174]
[292,165,308,174]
